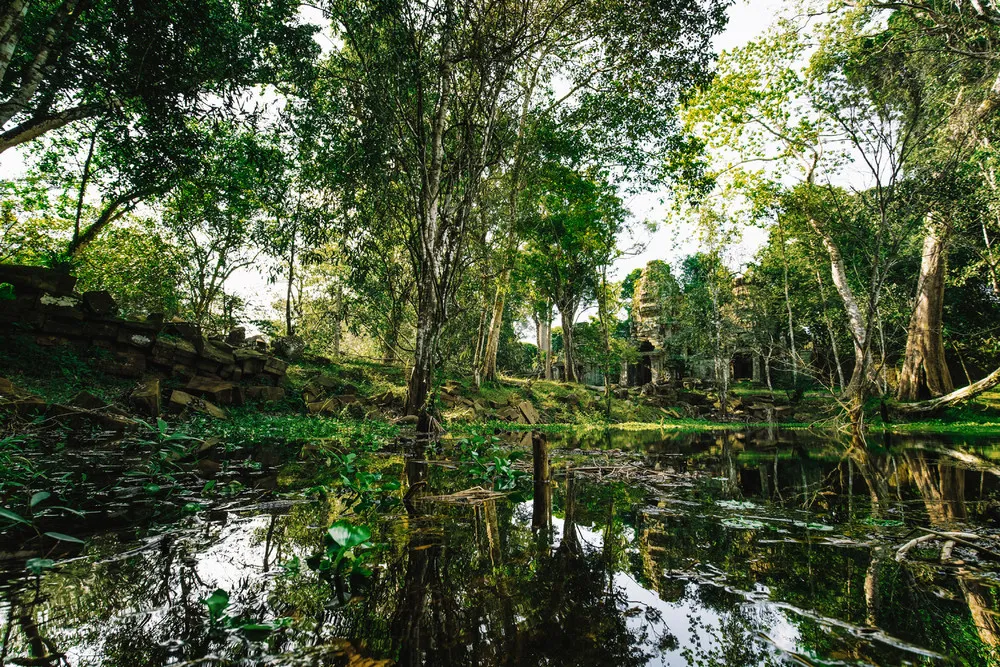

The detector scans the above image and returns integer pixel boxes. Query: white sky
[613,0,785,283]
[0,0,784,325]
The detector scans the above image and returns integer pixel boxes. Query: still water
[2,428,1000,666]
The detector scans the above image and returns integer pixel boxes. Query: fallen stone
[164,320,200,339]
[246,386,285,402]
[0,265,77,295]
[168,390,227,419]
[306,399,340,415]
[198,338,235,366]
[130,379,161,418]
[49,404,134,433]
[263,356,288,376]
[68,391,106,411]
[517,400,541,425]
[272,335,305,360]
[226,326,246,346]
[185,376,242,405]
[0,377,47,415]
[81,290,117,316]
[96,351,146,378]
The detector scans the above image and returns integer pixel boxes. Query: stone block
[117,327,156,350]
[80,319,120,339]
[0,265,76,295]
[40,317,87,337]
[185,376,241,405]
[38,292,84,319]
[34,335,71,347]
[164,320,200,339]
[96,351,146,378]
[151,337,198,365]
[68,391,107,411]
[263,357,288,376]
[517,400,541,425]
[130,379,161,418]
[168,390,228,419]
[196,359,221,375]
[226,326,246,346]
[243,359,265,377]
[306,399,340,415]
[246,386,285,402]
[199,339,235,366]
[82,290,117,316]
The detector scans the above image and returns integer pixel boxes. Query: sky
[0,0,785,324]
[612,0,785,283]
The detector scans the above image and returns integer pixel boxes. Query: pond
[2,427,1000,666]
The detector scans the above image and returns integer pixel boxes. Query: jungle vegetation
[2,0,1000,431]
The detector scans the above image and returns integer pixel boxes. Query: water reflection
[2,429,1000,665]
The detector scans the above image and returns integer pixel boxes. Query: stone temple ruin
[622,261,751,389]
[0,264,289,422]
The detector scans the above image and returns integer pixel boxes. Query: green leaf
[25,558,55,575]
[44,531,85,544]
[327,520,372,549]
[202,588,230,621]
[30,491,52,508]
[0,508,30,525]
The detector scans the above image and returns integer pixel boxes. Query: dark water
[2,428,1000,666]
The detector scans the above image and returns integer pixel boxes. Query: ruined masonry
[0,265,288,419]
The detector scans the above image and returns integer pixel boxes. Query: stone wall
[0,265,288,417]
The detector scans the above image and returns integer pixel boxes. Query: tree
[0,0,316,154]
[522,165,627,383]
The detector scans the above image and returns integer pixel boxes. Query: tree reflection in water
[2,429,1000,665]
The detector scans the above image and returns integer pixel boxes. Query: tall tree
[0,0,315,154]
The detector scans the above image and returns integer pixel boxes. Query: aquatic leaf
[25,558,55,575]
[792,521,835,532]
[716,500,758,510]
[327,521,371,549]
[721,517,766,530]
[183,502,204,513]
[862,516,904,527]
[0,508,29,525]
[29,491,51,508]
[238,623,274,636]
[44,532,84,544]
[144,484,161,494]
[202,589,230,622]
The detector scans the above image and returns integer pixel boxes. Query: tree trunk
[810,219,871,402]
[542,302,552,380]
[560,306,578,383]
[816,269,846,390]
[285,222,296,337]
[480,269,509,383]
[896,365,1000,415]
[405,278,443,430]
[332,284,342,358]
[778,221,797,381]
[897,223,954,400]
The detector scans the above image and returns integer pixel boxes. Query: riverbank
[3,333,1000,442]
